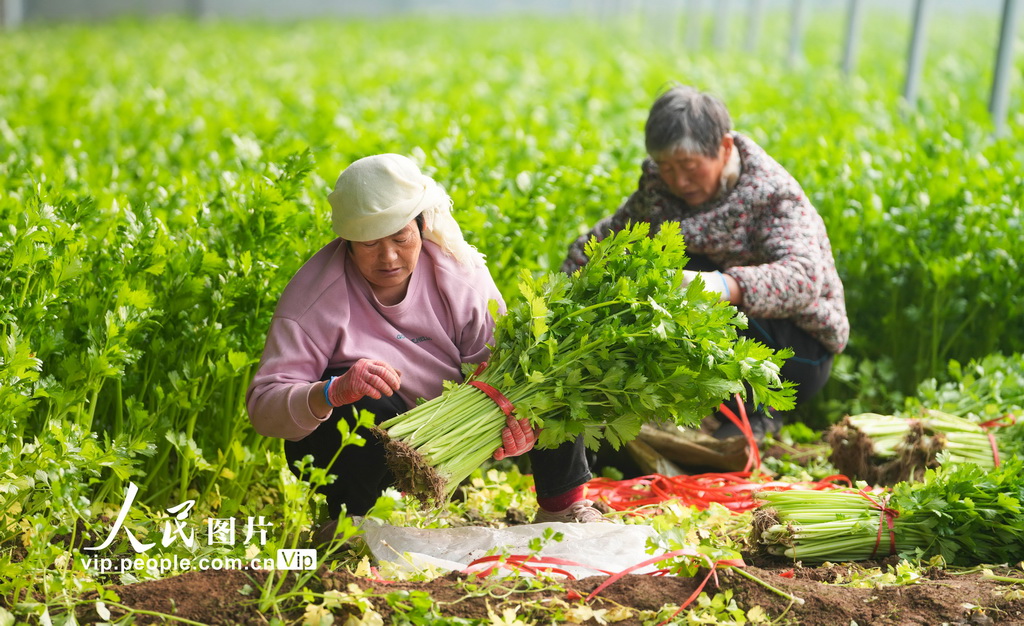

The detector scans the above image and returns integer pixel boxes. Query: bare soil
[74,552,1024,625]
[71,444,1024,624]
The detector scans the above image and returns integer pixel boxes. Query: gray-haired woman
[563,85,849,440]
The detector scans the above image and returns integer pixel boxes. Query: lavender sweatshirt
[246,239,505,441]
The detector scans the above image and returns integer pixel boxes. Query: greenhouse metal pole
[2,0,25,28]
[903,0,932,107]
[670,0,683,51]
[651,0,682,51]
[841,0,864,75]
[990,0,1022,137]
[713,0,730,50]
[187,0,210,20]
[686,0,703,50]
[787,0,807,67]
[745,0,763,53]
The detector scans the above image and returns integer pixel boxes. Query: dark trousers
[285,367,592,518]
[743,318,833,406]
[686,255,834,420]
[285,379,407,518]
[530,436,592,499]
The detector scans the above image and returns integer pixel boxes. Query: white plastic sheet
[361,519,669,579]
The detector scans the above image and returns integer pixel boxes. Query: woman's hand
[326,359,402,407]
[493,415,537,460]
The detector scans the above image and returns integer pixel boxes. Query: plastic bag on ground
[360,518,667,579]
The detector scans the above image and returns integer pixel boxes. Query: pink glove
[325,359,401,407]
[493,415,538,460]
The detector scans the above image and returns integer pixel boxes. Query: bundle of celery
[911,353,1024,420]
[376,223,795,504]
[752,458,1024,565]
[826,409,1021,485]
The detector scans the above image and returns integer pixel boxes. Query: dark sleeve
[727,193,828,318]
[560,165,656,274]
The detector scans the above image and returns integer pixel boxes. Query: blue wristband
[323,376,338,408]
[714,271,731,300]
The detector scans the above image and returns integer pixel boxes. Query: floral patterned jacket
[561,132,849,354]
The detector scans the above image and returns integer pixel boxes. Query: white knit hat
[329,154,485,268]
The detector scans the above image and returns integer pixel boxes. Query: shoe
[311,516,365,550]
[311,519,339,546]
[712,409,781,442]
[533,499,609,523]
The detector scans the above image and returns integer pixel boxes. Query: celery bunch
[377,223,795,504]
[827,409,1021,485]
[753,458,1024,565]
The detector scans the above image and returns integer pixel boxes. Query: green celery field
[1,9,1023,623]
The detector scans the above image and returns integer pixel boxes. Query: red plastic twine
[462,554,591,579]
[584,547,745,626]
[979,413,1017,429]
[979,413,1017,468]
[467,361,515,418]
[860,490,900,558]
[463,549,746,626]
[468,381,515,417]
[987,433,1001,468]
[717,394,761,471]
[585,472,851,514]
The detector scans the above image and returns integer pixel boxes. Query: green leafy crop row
[0,11,1022,619]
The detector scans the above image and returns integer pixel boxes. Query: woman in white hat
[247,154,603,536]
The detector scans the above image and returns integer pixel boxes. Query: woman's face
[349,221,422,305]
[652,135,733,207]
